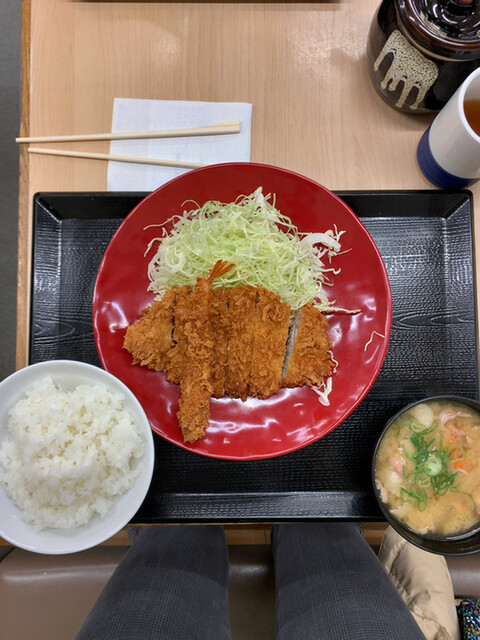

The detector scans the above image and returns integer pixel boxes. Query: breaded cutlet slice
[165,286,191,385]
[248,288,291,399]
[224,285,258,402]
[281,303,333,388]
[209,288,230,399]
[122,288,176,371]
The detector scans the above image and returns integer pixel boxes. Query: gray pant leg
[272,523,426,640]
[75,525,232,640]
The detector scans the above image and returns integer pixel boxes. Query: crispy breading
[176,282,213,444]
[164,286,191,385]
[124,271,335,444]
[224,286,258,401]
[122,288,176,370]
[209,288,230,399]
[248,288,291,399]
[177,262,234,443]
[282,303,333,388]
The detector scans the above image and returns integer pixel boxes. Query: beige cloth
[378,527,461,640]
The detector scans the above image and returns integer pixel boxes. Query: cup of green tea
[417,67,480,189]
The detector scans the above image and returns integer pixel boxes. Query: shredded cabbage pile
[146,187,344,312]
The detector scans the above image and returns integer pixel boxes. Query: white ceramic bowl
[0,360,155,554]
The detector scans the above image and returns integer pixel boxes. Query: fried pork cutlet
[124,267,335,444]
[224,285,258,402]
[122,288,176,370]
[209,288,230,399]
[177,261,234,444]
[248,289,291,399]
[282,303,333,388]
[164,286,191,385]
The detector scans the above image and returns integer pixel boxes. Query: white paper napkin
[107,98,252,191]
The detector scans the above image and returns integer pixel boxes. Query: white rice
[0,375,145,531]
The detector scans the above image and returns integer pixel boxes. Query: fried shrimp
[177,261,234,443]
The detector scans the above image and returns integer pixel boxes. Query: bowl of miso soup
[373,396,480,555]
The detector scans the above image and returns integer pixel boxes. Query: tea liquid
[464,99,480,136]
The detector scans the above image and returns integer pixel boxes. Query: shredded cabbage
[312,351,338,406]
[146,187,344,312]
[312,377,333,406]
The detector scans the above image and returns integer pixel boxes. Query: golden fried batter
[164,286,191,385]
[122,288,176,370]
[209,288,230,399]
[176,285,213,444]
[124,272,335,444]
[177,261,234,444]
[249,289,291,399]
[282,303,333,388]
[224,286,258,401]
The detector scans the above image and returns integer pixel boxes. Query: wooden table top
[18,0,479,367]
[12,0,478,544]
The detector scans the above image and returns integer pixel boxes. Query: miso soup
[375,400,480,538]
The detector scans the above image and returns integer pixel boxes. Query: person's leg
[75,525,232,640]
[272,523,426,640]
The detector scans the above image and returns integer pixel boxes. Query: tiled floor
[0,3,21,382]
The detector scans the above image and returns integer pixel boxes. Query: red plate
[93,163,392,460]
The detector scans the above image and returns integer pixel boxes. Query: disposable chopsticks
[27,148,206,169]
[16,120,240,144]
[21,120,240,168]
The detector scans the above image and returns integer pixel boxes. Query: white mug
[417,67,480,189]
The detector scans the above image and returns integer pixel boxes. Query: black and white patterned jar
[367,0,480,114]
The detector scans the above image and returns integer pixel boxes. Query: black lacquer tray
[31,190,479,523]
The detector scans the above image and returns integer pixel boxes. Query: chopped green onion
[401,444,416,464]
[415,472,432,488]
[452,488,477,511]
[424,456,442,476]
[446,442,466,462]
[400,486,427,511]
[396,412,474,511]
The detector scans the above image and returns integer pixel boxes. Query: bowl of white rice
[0,360,154,554]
